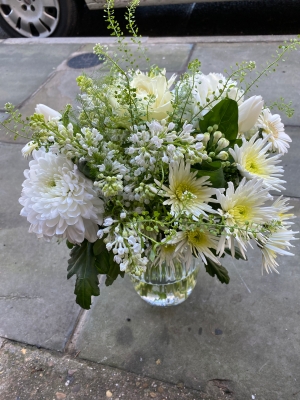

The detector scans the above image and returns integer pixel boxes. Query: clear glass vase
[129,257,200,307]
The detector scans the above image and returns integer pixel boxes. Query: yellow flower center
[245,156,264,175]
[230,205,252,224]
[187,230,208,247]
[161,244,176,257]
[175,184,197,202]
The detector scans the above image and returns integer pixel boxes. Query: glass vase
[129,257,200,307]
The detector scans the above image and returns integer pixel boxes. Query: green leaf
[93,239,124,285]
[67,240,100,310]
[66,240,74,249]
[225,247,247,261]
[93,239,110,274]
[78,160,93,180]
[204,259,230,284]
[105,261,125,286]
[196,168,225,189]
[199,98,238,142]
[61,104,72,126]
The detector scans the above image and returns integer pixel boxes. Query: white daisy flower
[215,178,277,257]
[229,133,286,192]
[260,225,298,274]
[19,149,104,244]
[171,228,220,266]
[154,160,216,217]
[257,108,291,154]
[153,244,182,269]
[272,196,296,224]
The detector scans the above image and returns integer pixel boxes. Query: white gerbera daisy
[260,225,298,274]
[229,133,286,192]
[171,228,220,266]
[215,178,276,256]
[154,160,216,217]
[19,149,104,244]
[257,108,291,154]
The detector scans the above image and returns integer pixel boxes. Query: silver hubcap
[0,0,60,38]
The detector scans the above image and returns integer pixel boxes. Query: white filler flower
[19,149,104,244]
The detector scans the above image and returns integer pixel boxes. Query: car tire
[0,0,83,38]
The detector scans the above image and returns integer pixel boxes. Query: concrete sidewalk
[0,36,299,400]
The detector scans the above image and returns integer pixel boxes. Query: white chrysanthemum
[260,225,298,274]
[229,133,286,191]
[19,149,104,244]
[154,160,216,217]
[216,178,276,256]
[171,228,220,266]
[257,108,291,154]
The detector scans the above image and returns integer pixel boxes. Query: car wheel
[0,0,82,38]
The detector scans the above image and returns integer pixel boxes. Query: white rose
[35,104,61,121]
[131,70,174,121]
[238,95,264,133]
[21,141,38,158]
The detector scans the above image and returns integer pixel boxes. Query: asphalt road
[0,0,299,38]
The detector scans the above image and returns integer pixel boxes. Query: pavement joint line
[64,309,88,355]
[63,279,112,355]
[1,35,297,45]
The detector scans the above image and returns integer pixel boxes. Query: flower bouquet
[2,1,299,309]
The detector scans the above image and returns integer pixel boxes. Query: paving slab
[0,43,82,110]
[0,142,81,351]
[81,42,193,72]
[281,126,300,198]
[0,112,7,122]
[74,199,300,400]
[192,41,300,126]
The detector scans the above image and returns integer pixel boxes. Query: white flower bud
[216,151,229,160]
[238,95,264,133]
[216,138,230,152]
[213,131,223,144]
[35,104,61,121]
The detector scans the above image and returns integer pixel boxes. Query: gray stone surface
[81,43,193,72]
[192,42,300,126]
[0,143,81,351]
[0,43,82,110]
[0,112,7,122]
[75,199,300,400]
[281,126,300,198]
